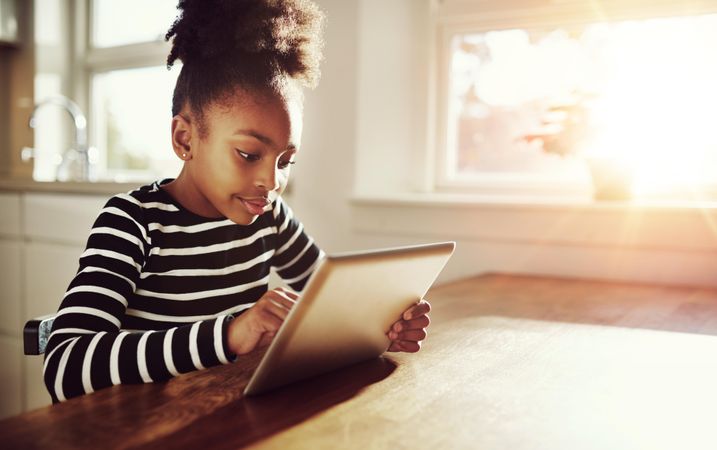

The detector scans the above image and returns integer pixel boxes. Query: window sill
[350,192,717,253]
[351,192,717,212]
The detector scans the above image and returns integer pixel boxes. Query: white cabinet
[0,194,23,336]
[0,192,22,419]
[24,353,49,410]
[24,193,107,245]
[0,193,21,236]
[21,193,109,412]
[0,190,111,415]
[23,192,108,321]
[0,241,22,334]
[23,193,107,321]
[24,242,84,319]
[0,336,23,419]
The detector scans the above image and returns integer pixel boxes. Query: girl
[43,0,431,403]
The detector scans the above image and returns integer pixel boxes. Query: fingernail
[394,323,402,332]
[403,311,411,320]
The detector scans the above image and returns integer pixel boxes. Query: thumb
[257,331,276,348]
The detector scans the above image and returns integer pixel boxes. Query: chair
[23,315,55,355]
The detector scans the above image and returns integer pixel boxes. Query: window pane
[33,0,71,182]
[91,0,177,48]
[447,29,589,183]
[33,74,66,182]
[92,65,182,181]
[446,14,717,198]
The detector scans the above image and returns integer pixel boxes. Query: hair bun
[166,0,325,88]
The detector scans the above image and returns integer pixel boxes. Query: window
[91,66,180,179]
[87,0,181,181]
[91,0,176,48]
[434,0,717,201]
[33,0,182,182]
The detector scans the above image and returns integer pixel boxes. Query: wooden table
[3,273,717,449]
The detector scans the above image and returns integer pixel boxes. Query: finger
[387,341,403,352]
[257,331,277,348]
[396,329,427,342]
[269,290,298,308]
[274,287,300,301]
[402,300,431,320]
[260,296,292,321]
[397,340,421,353]
[263,291,295,314]
[392,315,430,332]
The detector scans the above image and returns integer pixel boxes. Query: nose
[255,160,280,192]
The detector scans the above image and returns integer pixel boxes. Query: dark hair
[165,0,325,134]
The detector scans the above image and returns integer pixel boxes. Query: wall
[290,0,432,247]
[290,0,717,288]
[287,0,360,252]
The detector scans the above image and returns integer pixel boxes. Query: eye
[236,149,260,162]
[278,160,296,170]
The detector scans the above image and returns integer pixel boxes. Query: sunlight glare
[583,15,717,198]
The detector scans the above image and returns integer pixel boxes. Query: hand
[226,287,298,355]
[387,299,431,353]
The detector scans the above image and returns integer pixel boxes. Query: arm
[270,197,323,291]
[268,197,431,353]
[43,195,234,403]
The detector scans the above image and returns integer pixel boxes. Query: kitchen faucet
[21,95,94,181]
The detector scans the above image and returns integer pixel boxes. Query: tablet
[243,241,456,395]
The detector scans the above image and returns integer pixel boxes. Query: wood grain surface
[2,273,717,449]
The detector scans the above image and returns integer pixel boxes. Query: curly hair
[165,0,325,134]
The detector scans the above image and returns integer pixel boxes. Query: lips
[239,197,270,215]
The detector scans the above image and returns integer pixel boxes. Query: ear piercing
[182,153,187,159]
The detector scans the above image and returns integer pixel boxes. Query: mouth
[237,196,270,216]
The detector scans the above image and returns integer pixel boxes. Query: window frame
[71,0,174,181]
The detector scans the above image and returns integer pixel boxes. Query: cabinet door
[0,193,23,417]
[24,241,83,319]
[0,336,23,419]
[24,193,108,245]
[0,193,21,236]
[20,193,110,413]
[24,354,51,411]
[0,241,22,334]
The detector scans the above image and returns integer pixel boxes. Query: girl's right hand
[226,287,299,355]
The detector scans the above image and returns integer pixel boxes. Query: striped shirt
[43,180,323,402]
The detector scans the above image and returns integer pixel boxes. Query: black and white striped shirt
[43,180,323,402]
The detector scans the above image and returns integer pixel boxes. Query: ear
[171,114,193,161]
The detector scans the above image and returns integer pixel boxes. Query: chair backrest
[24,315,56,355]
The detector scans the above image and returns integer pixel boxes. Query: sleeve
[270,197,324,292]
[43,194,236,403]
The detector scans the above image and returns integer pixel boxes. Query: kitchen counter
[0,178,144,195]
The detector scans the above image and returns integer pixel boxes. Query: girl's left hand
[387,299,431,353]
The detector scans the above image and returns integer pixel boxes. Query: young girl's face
[185,88,302,225]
